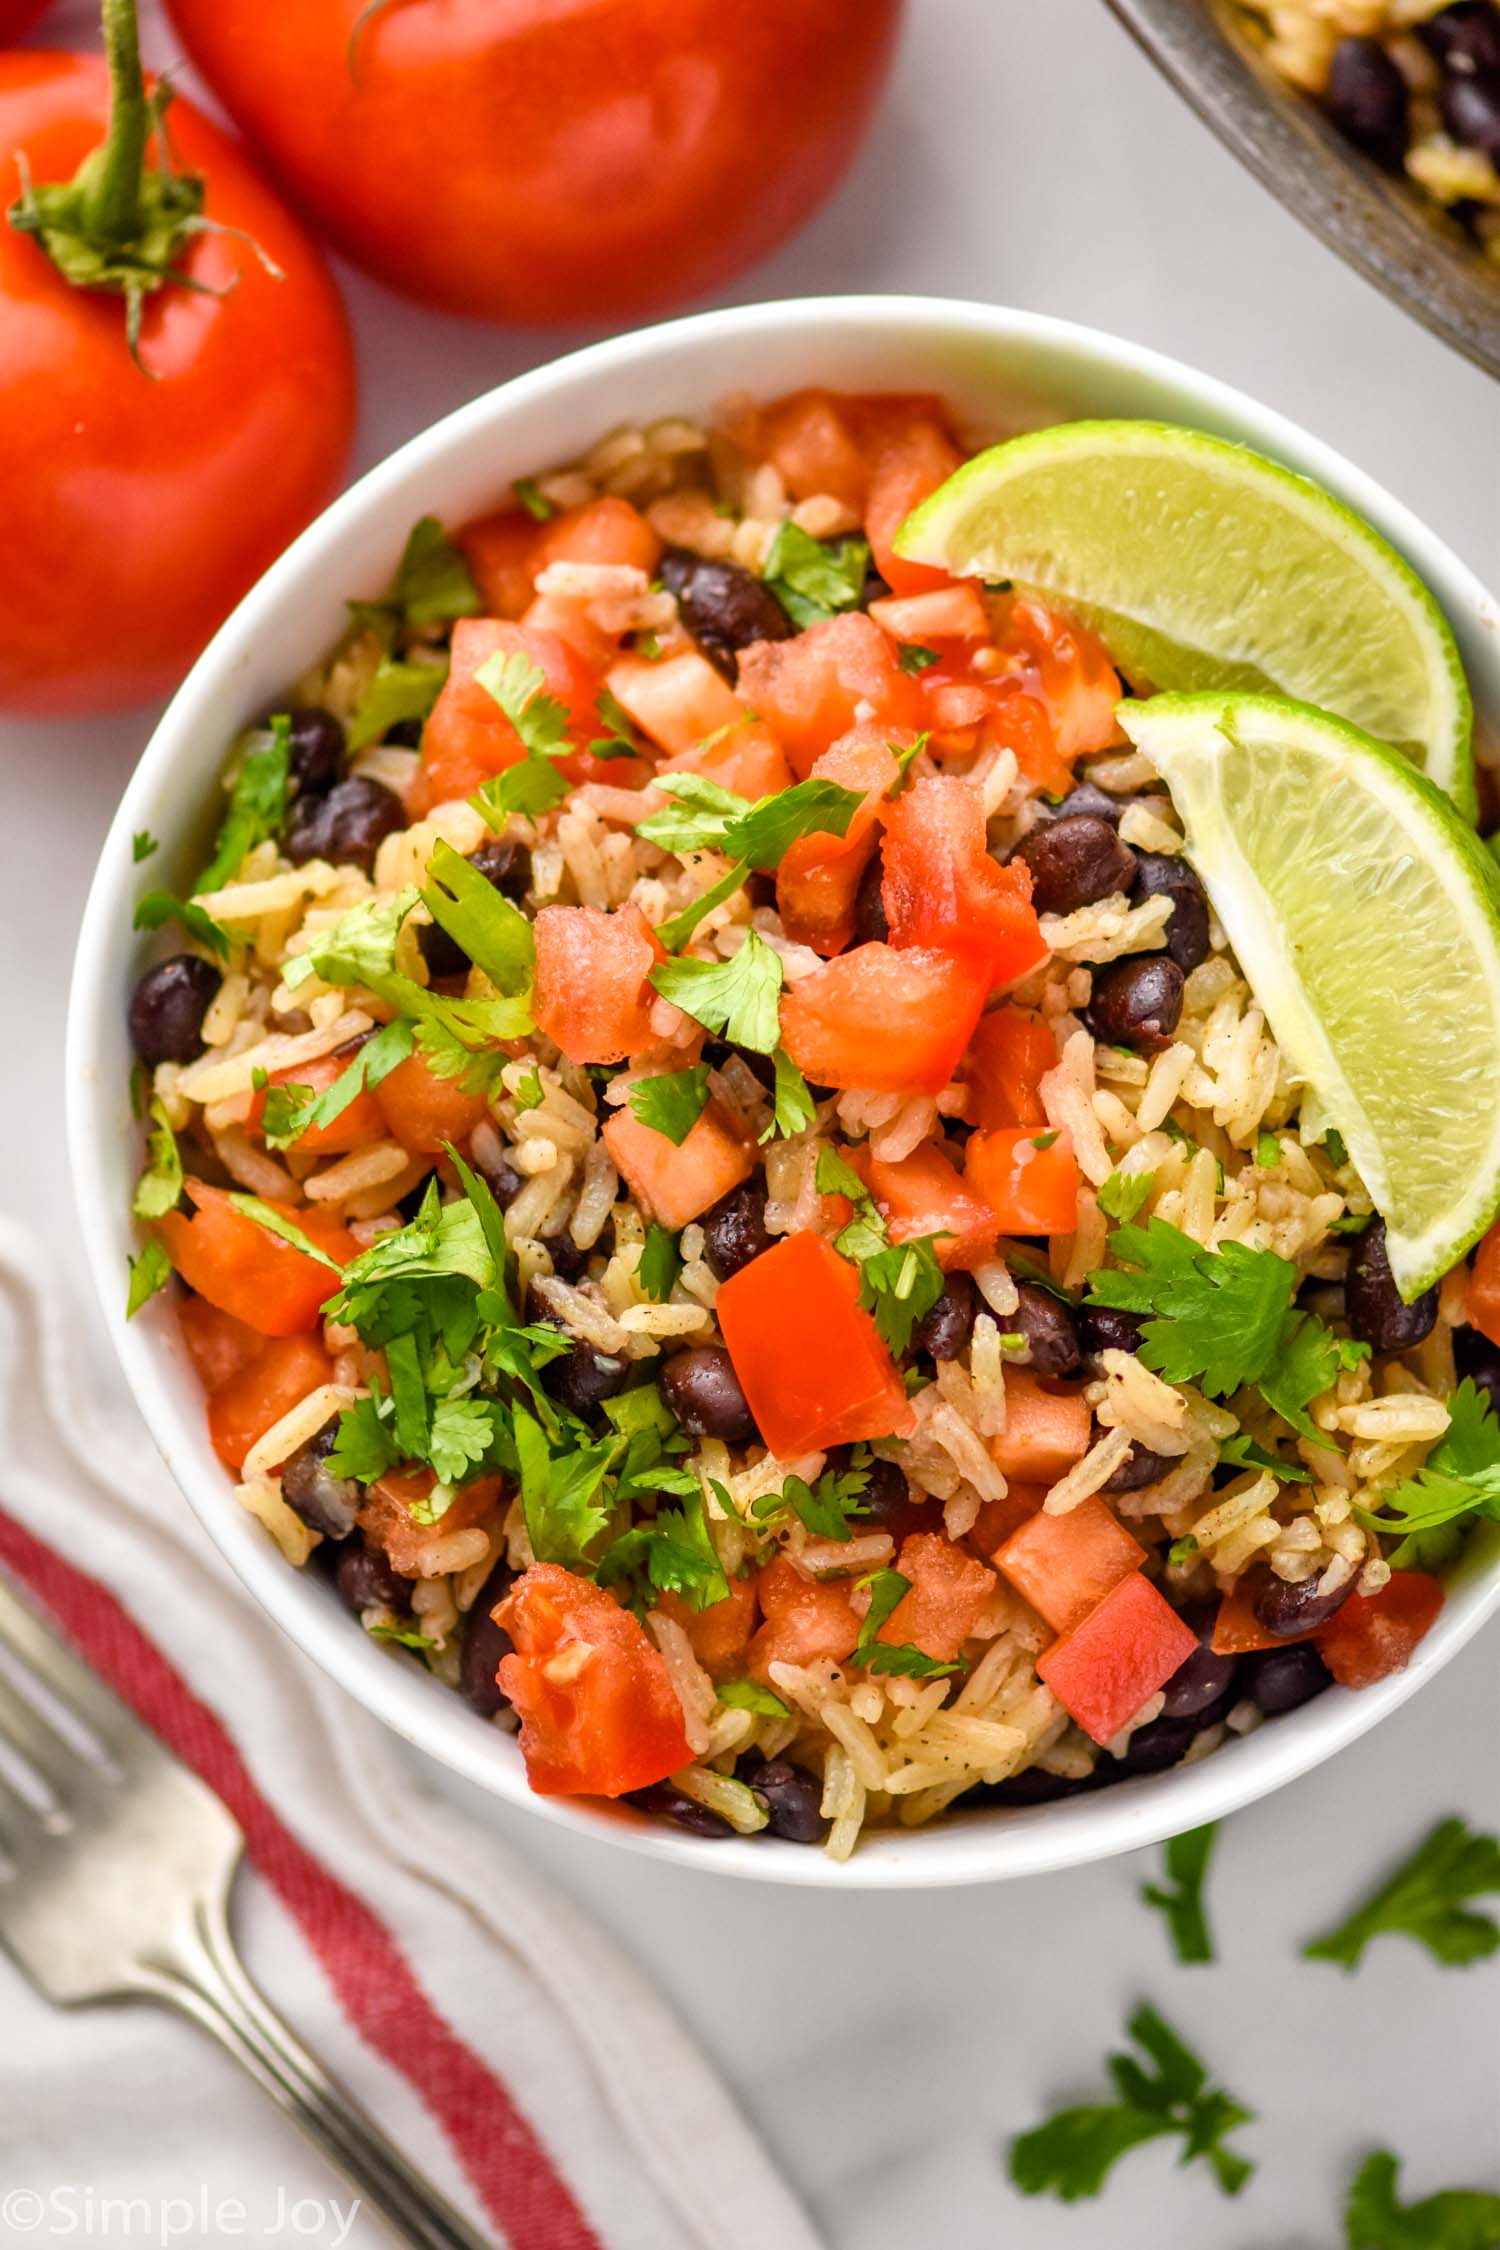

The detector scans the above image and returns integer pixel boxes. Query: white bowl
[68,295,1500,1887]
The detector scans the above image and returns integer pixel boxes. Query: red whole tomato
[0,0,49,40]
[0,51,354,713]
[160,0,904,324]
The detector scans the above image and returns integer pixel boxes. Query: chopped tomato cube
[736,388,869,513]
[1037,1572,1199,1745]
[880,774,1046,985]
[419,618,604,810]
[157,1182,355,1339]
[533,902,663,1065]
[1002,596,1124,764]
[372,1047,488,1156]
[849,1137,999,1272]
[961,1008,1057,1130]
[979,676,1075,796]
[994,1495,1146,1636]
[516,589,621,676]
[868,584,989,645]
[1468,1221,1500,1349]
[747,1555,862,1683]
[605,649,746,757]
[988,1371,1092,1483]
[359,1470,501,1577]
[1317,1571,1444,1688]
[966,1484,1048,1563]
[660,714,793,802]
[495,1564,693,1797]
[779,942,990,1095]
[775,723,903,957]
[658,1574,759,1681]
[177,1293,265,1394]
[603,1098,755,1231]
[966,1126,1080,1235]
[861,400,964,597]
[736,613,923,778]
[207,1333,335,1474]
[876,1533,996,1662]
[715,1231,914,1457]
[1210,1578,1309,1656]
[247,1046,384,1157]
[537,495,661,577]
[455,508,542,620]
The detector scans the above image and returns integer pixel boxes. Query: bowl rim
[67,291,1500,1888]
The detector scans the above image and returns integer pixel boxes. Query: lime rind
[895,419,1475,820]
[1118,690,1500,1298]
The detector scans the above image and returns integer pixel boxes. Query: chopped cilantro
[464,645,576,820]
[1304,1817,1500,1971]
[862,1642,967,1679]
[717,1678,790,1718]
[853,1566,909,1646]
[347,657,448,752]
[366,1621,439,1652]
[892,730,931,779]
[226,1194,342,1272]
[195,718,292,893]
[1008,2004,1255,2202]
[1256,1129,1282,1169]
[132,829,159,863]
[638,772,863,869]
[513,1401,617,1568]
[260,1018,415,1149]
[283,887,417,992]
[131,1097,183,1221]
[392,516,481,626]
[761,1047,816,1144]
[651,931,784,1054]
[1141,1823,1217,1964]
[1097,1168,1156,1223]
[512,1064,545,1111]
[588,685,642,760]
[628,1065,712,1147]
[425,1396,501,1487]
[326,1392,402,1485]
[125,1237,173,1318]
[637,1222,683,1303]
[895,641,940,674]
[655,860,753,954]
[1353,1378,1500,1569]
[128,1062,148,1120]
[751,1454,871,1541]
[636,630,663,661]
[1345,2151,1500,2249]
[597,1489,730,1614]
[1167,1533,1200,1566]
[132,891,230,959]
[760,520,870,629]
[420,838,535,998]
[512,476,556,522]
[1216,1433,1311,1483]
[813,1146,946,1354]
[1329,1210,1375,1236]
[1324,1128,1349,1169]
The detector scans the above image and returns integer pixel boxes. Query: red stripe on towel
[0,1508,602,2250]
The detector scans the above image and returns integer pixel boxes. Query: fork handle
[139,1896,493,2250]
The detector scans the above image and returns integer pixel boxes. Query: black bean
[660,1346,755,1441]
[861,560,893,609]
[334,1542,412,1615]
[742,1759,827,1844]
[1130,852,1211,973]
[383,718,426,749]
[1101,1439,1176,1493]
[457,1559,516,1717]
[417,916,470,981]
[1011,1283,1081,1376]
[1078,1303,1145,1362]
[545,1234,591,1283]
[627,1782,734,1838]
[1041,780,1129,826]
[704,1038,778,1093]
[853,847,890,945]
[286,775,406,873]
[1085,955,1184,1052]
[855,1455,911,1530]
[1346,1218,1438,1352]
[470,1140,522,1206]
[1443,65,1500,158]
[469,835,532,903]
[284,706,345,794]
[659,548,795,679]
[910,1272,977,1362]
[1159,1600,1242,1720]
[700,1180,772,1281]
[1327,36,1411,167]
[280,1421,360,1540]
[1254,1567,1354,1639]
[128,954,222,1068]
[1014,814,1136,915]
[545,1332,632,1415]
[968,1764,1104,1807]
[1117,1714,1199,1774]
[1242,1639,1333,1714]
[1454,1323,1500,1415]
[1421,1,1500,73]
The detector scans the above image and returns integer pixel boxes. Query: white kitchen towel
[0,1217,824,2250]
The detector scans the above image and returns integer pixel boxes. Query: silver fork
[0,1570,492,2250]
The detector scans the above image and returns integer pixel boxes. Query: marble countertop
[7,0,1498,2240]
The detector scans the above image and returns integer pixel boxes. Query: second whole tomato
[161,0,905,324]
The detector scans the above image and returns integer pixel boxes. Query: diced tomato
[779,942,990,1095]
[736,613,924,778]
[495,1563,692,1797]
[603,1098,755,1231]
[880,774,1047,985]
[1317,1571,1444,1689]
[775,722,903,957]
[418,618,604,812]
[658,1574,758,1681]
[966,1484,1048,1563]
[359,1470,502,1577]
[861,399,964,597]
[207,1334,335,1474]
[988,1371,1092,1482]
[1001,596,1124,764]
[455,508,542,619]
[994,1495,1146,1636]
[978,675,1075,796]
[1468,1221,1500,1349]
[516,589,621,676]
[372,1047,487,1156]
[735,388,869,513]
[157,1182,355,1339]
[1037,1572,1199,1746]
[966,1126,1080,1235]
[246,1046,384,1157]
[533,902,663,1066]
[746,1554,862,1683]
[875,1532,995,1663]
[537,495,661,577]
[660,714,793,801]
[177,1293,265,1394]
[961,1008,1057,1130]
[606,649,746,757]
[1210,1578,1308,1656]
[848,1137,999,1272]
[716,1231,914,1457]
[868,584,989,646]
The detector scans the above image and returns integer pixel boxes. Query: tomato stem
[84,0,149,245]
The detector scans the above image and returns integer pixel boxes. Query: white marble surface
[6,0,1500,2241]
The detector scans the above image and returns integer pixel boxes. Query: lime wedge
[1118,691,1500,1297]
[894,421,1474,817]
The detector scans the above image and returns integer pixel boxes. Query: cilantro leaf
[638,773,863,870]
[860,1641,967,1678]
[1098,1168,1156,1223]
[347,657,448,753]
[427,1396,501,1486]
[634,772,746,856]
[131,1097,183,1221]
[392,515,481,626]
[650,930,784,1053]
[597,1490,730,1613]
[1346,2152,1500,2250]
[226,1194,342,1273]
[467,648,573,820]
[751,1455,871,1541]
[1304,1817,1500,1970]
[195,718,292,892]
[588,685,642,760]
[1256,1128,1282,1168]
[1353,1380,1500,1567]
[1167,1533,1199,1566]
[283,887,419,992]
[761,1047,816,1144]
[125,1237,173,1318]
[421,838,535,997]
[895,642,940,674]
[718,1678,791,1717]
[855,1236,948,1358]
[655,859,750,953]
[1009,2004,1255,2202]
[512,1402,615,1567]
[761,520,870,629]
[1141,1823,1217,1964]
[853,1567,910,1651]
[637,1222,683,1303]
[133,891,230,959]
[512,476,556,522]
[1216,1432,1312,1483]
[1088,1219,1296,1397]
[627,1065,711,1147]
[1256,1308,1349,1447]
[512,1064,545,1112]
[260,1018,415,1149]
[325,1392,402,1485]
[133,829,159,863]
